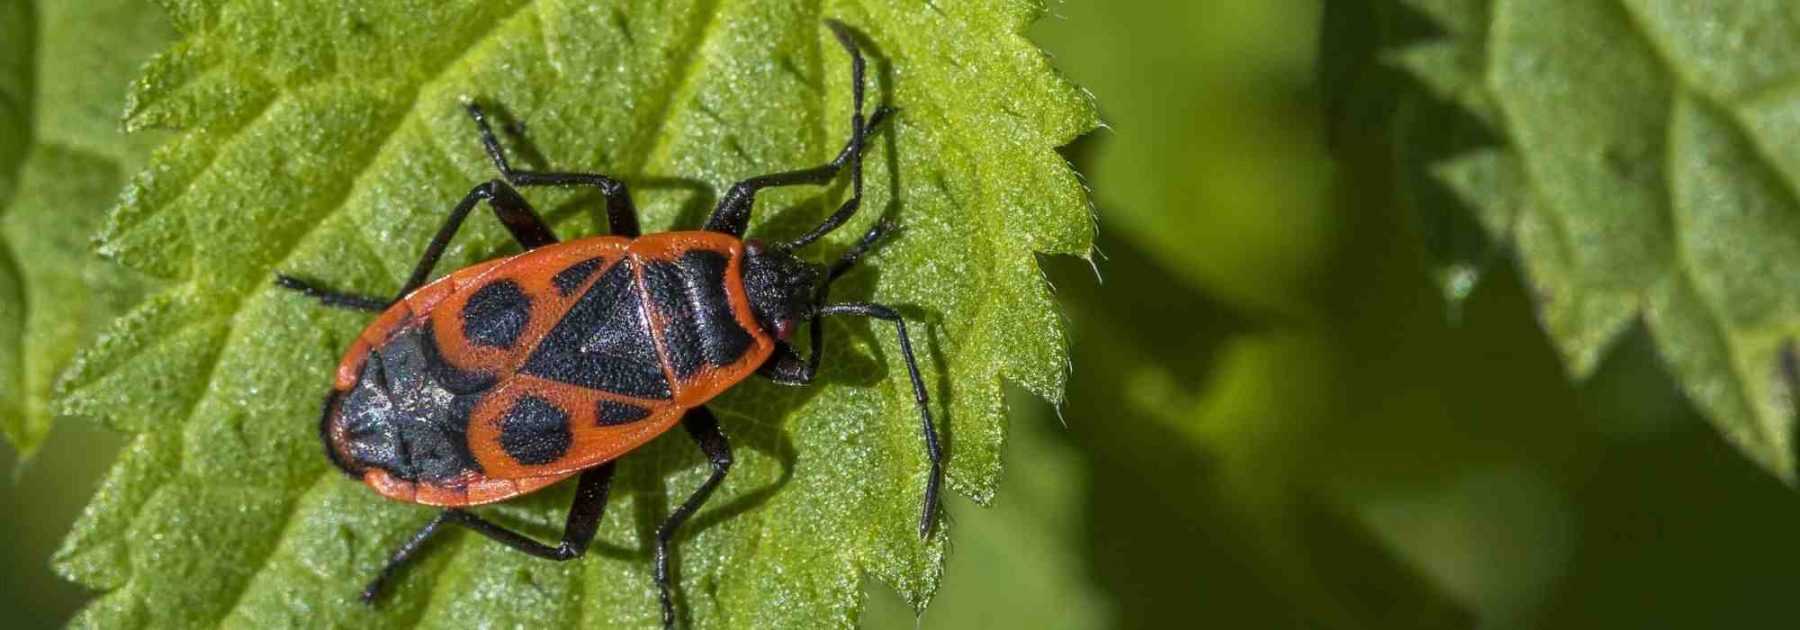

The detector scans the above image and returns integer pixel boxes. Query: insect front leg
[757,343,814,385]
[704,20,891,241]
[816,302,940,537]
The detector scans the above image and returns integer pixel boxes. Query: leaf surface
[52,0,1095,627]
[1382,0,1800,482]
[0,0,167,456]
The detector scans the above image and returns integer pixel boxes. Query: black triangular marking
[521,259,672,399]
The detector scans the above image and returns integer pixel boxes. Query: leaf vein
[412,2,733,622]
[1611,0,1800,223]
[625,0,727,177]
[211,472,336,628]
[1609,0,1796,448]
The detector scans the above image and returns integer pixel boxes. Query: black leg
[274,274,390,312]
[757,342,812,385]
[464,102,641,238]
[815,302,940,538]
[656,406,733,628]
[779,105,901,251]
[360,463,616,603]
[703,20,890,240]
[277,119,569,308]
[397,179,556,298]
[277,183,554,310]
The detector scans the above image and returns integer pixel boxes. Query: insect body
[322,232,775,506]
[276,20,937,629]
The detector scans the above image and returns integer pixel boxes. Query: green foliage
[1385,0,1800,482]
[48,0,1095,627]
[890,3,1474,625]
[1032,3,1472,626]
[0,0,168,456]
[1038,2,1335,319]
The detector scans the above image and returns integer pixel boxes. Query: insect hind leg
[274,274,390,312]
[359,463,616,604]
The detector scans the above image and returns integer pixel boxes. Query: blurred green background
[11,0,1800,628]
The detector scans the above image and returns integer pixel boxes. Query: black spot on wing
[522,259,672,399]
[500,395,573,465]
[641,250,754,379]
[463,279,532,348]
[596,399,652,426]
[552,257,604,296]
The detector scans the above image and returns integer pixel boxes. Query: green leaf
[0,0,168,456]
[52,1,1096,627]
[1374,0,1800,483]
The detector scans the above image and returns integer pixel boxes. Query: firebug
[275,20,936,628]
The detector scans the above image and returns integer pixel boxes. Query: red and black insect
[275,21,937,627]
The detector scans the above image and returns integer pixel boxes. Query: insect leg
[656,406,734,629]
[395,179,555,298]
[359,463,616,604]
[274,179,552,306]
[823,219,895,283]
[272,274,390,312]
[704,20,892,239]
[757,343,812,385]
[464,102,642,238]
[816,302,940,538]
